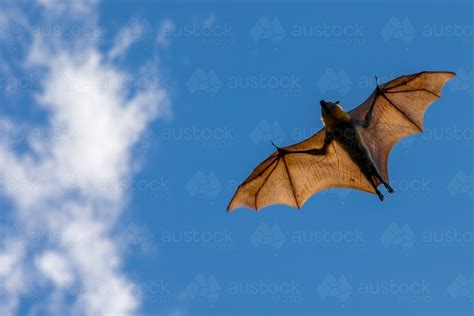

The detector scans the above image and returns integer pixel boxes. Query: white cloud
[36,0,99,16]
[0,242,25,316]
[0,2,169,316]
[109,17,146,60]
[35,251,74,287]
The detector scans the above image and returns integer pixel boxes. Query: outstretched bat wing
[350,71,455,183]
[227,129,375,211]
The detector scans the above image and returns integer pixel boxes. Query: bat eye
[335,100,340,104]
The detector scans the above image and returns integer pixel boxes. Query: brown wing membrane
[227,129,375,212]
[350,71,455,183]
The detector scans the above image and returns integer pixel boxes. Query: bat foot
[383,182,395,193]
[375,189,384,201]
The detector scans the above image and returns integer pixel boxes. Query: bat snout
[320,100,328,111]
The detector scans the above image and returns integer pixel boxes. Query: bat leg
[364,168,385,201]
[368,177,384,201]
[373,171,395,194]
[368,164,395,195]
[373,169,395,194]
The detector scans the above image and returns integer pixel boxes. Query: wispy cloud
[156,19,175,48]
[36,0,99,16]
[109,17,149,60]
[0,1,169,315]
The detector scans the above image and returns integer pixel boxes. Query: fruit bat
[228,71,455,212]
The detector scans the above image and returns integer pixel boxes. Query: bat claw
[271,141,287,155]
[385,184,395,194]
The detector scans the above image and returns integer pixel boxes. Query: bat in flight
[228,71,455,212]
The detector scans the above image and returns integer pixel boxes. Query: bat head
[320,100,351,126]
[320,100,339,112]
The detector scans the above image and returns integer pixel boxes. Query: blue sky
[0,0,473,315]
